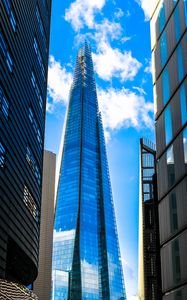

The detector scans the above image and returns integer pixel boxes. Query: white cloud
[136,0,155,20]
[65,0,106,31]
[93,42,141,82]
[114,8,124,19]
[47,56,73,111]
[98,87,154,132]
[133,86,146,95]
[144,60,152,74]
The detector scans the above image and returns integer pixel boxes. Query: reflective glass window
[169,192,178,234]
[36,6,46,51]
[165,105,173,145]
[184,0,187,26]
[174,5,181,42]
[167,145,175,187]
[0,31,13,72]
[31,71,43,109]
[0,142,5,168]
[23,186,39,221]
[159,2,165,33]
[160,31,167,67]
[172,239,181,285]
[177,44,184,82]
[26,146,41,185]
[33,37,45,80]
[183,127,187,171]
[0,85,9,119]
[29,107,42,149]
[2,0,16,31]
[180,84,187,125]
[162,67,170,105]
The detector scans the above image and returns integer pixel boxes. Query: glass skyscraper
[52,41,126,300]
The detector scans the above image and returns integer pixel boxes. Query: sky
[45,1,154,299]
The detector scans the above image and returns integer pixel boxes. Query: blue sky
[45,1,154,299]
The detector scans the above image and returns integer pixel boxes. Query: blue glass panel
[180,84,187,125]
[174,5,181,42]
[159,3,165,33]
[160,31,167,67]
[165,105,173,145]
[184,0,187,26]
[177,44,184,82]
[162,67,170,105]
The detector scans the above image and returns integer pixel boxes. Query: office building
[33,151,56,299]
[0,0,52,286]
[138,138,161,300]
[151,1,187,298]
[52,41,126,300]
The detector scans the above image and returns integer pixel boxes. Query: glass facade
[52,42,126,300]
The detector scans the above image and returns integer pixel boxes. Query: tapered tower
[52,41,126,300]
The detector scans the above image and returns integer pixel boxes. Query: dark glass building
[151,1,187,298]
[52,41,126,300]
[138,138,161,300]
[0,0,52,286]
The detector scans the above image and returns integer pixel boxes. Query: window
[174,5,181,42]
[0,142,5,168]
[165,105,173,145]
[34,37,45,80]
[26,146,41,185]
[31,71,43,109]
[160,31,167,67]
[29,107,42,149]
[36,6,46,51]
[167,145,175,187]
[172,239,181,284]
[2,0,17,31]
[184,0,187,27]
[0,85,9,119]
[177,44,184,82]
[162,67,170,105]
[180,84,187,125]
[169,192,178,233]
[0,31,13,72]
[23,186,39,221]
[183,127,187,171]
[159,2,165,34]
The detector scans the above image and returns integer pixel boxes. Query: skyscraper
[151,1,187,298]
[52,41,126,300]
[138,138,161,300]
[0,0,52,286]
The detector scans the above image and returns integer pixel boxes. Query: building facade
[0,0,52,286]
[138,138,161,300]
[52,41,126,300]
[151,1,187,298]
[33,151,56,299]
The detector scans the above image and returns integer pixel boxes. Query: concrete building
[33,151,56,300]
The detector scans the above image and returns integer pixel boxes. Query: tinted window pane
[169,192,178,234]
[159,3,165,33]
[174,5,181,42]
[167,145,175,187]
[162,68,170,105]
[177,44,184,82]
[165,105,173,145]
[172,239,181,285]
[160,31,167,67]
[180,84,187,125]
